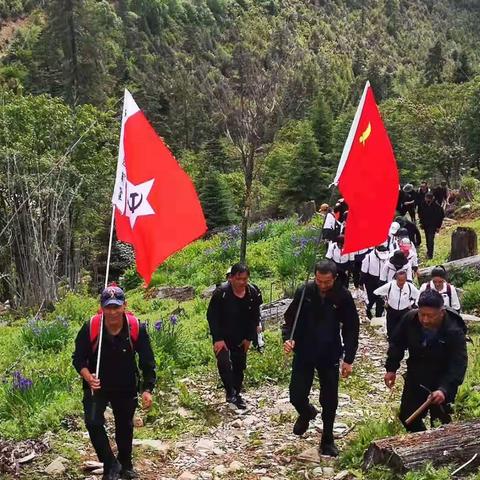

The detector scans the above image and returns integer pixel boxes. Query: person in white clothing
[380,250,413,283]
[419,265,461,312]
[387,222,401,253]
[322,205,343,241]
[325,235,352,288]
[398,238,419,276]
[374,271,420,338]
[359,244,390,319]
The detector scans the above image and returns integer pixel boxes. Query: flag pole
[289,186,337,341]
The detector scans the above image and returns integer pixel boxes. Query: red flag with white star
[333,82,399,254]
[112,89,207,284]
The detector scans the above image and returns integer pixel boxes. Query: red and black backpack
[89,312,140,352]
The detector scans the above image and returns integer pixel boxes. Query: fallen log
[417,255,480,284]
[363,420,480,473]
[260,298,292,324]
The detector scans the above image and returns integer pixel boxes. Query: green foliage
[461,281,480,313]
[50,292,98,325]
[425,40,446,86]
[447,267,480,288]
[310,94,333,153]
[339,415,403,470]
[200,169,236,229]
[21,316,71,352]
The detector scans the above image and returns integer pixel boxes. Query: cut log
[260,298,292,324]
[451,227,478,261]
[417,255,480,284]
[154,286,195,302]
[363,420,480,473]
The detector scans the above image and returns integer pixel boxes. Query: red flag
[333,82,399,254]
[112,90,207,284]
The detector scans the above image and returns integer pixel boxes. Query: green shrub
[21,316,71,352]
[51,291,98,325]
[461,281,480,313]
[447,267,480,288]
[121,266,143,290]
[456,336,480,419]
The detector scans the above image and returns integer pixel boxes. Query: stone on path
[228,460,244,472]
[44,456,68,475]
[196,438,215,452]
[178,472,197,480]
[132,439,171,457]
[296,447,321,464]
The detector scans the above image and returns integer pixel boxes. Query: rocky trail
[6,304,400,480]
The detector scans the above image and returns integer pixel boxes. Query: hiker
[400,184,417,223]
[387,222,401,253]
[398,237,419,277]
[207,263,262,409]
[72,286,156,480]
[374,270,420,339]
[351,248,370,299]
[418,192,444,260]
[419,265,461,312]
[322,204,343,241]
[395,216,421,248]
[384,290,467,432]
[325,235,352,288]
[380,250,413,284]
[282,260,359,457]
[433,181,449,210]
[416,180,431,217]
[360,244,390,319]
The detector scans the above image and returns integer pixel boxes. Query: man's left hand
[241,339,251,352]
[341,362,353,378]
[430,390,446,405]
[142,391,153,410]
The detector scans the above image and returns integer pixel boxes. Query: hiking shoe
[293,405,317,435]
[366,309,372,320]
[320,440,339,457]
[226,393,237,405]
[235,394,247,410]
[103,461,121,480]
[120,468,140,479]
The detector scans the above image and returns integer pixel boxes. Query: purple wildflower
[154,320,163,331]
[170,315,178,326]
[12,371,33,391]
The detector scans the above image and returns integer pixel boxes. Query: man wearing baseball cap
[72,285,156,480]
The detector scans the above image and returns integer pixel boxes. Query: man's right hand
[87,374,101,391]
[384,372,396,389]
[284,339,295,354]
[213,340,228,355]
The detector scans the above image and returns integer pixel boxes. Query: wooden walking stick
[404,395,434,426]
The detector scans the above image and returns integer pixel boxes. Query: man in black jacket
[384,290,467,432]
[395,216,421,248]
[72,286,156,480]
[207,263,262,409]
[282,260,359,457]
[418,192,444,259]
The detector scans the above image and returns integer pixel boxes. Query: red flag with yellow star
[333,81,399,254]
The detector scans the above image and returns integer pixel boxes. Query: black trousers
[399,377,452,433]
[406,205,416,223]
[424,228,436,259]
[365,277,384,317]
[335,262,350,289]
[83,390,138,473]
[386,307,410,339]
[289,355,339,443]
[216,345,247,396]
[352,257,366,288]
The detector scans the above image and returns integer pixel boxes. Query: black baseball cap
[100,286,125,307]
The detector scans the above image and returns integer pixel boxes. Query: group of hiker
[71,179,468,479]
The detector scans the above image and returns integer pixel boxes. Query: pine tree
[453,51,473,84]
[425,40,445,85]
[310,94,333,154]
[199,170,235,230]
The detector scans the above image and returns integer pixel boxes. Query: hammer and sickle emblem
[128,192,143,213]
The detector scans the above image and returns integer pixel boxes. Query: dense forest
[1,0,480,306]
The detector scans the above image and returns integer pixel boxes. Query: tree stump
[363,420,480,473]
[451,227,478,261]
[298,200,316,224]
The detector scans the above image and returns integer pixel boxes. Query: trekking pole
[289,188,337,342]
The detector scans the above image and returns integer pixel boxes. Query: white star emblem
[125,178,155,228]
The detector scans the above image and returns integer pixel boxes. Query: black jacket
[402,219,421,247]
[282,280,359,364]
[72,316,156,394]
[419,202,444,230]
[207,283,262,345]
[385,308,467,402]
